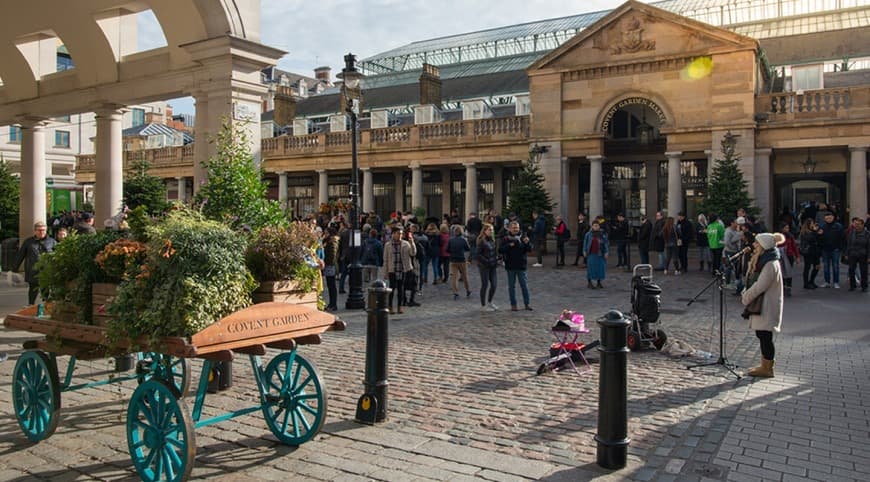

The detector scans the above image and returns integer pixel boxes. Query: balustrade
[371,126,411,143]
[763,88,851,117]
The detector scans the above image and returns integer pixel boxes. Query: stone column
[588,155,604,218]
[560,157,570,217]
[317,170,328,205]
[95,108,124,226]
[277,171,288,208]
[176,177,186,203]
[193,93,210,192]
[411,164,423,211]
[441,168,451,217]
[666,151,683,217]
[361,168,374,213]
[492,165,504,215]
[849,146,869,221]
[394,169,405,211]
[18,121,47,242]
[645,160,659,216]
[754,149,772,228]
[464,163,477,218]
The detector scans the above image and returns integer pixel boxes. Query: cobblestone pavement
[1,255,867,481]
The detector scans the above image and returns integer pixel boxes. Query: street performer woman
[740,233,783,378]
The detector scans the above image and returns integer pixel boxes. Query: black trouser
[339,262,348,291]
[756,330,774,360]
[388,273,406,309]
[678,245,689,274]
[803,254,820,286]
[848,255,868,289]
[616,240,628,267]
[440,256,450,282]
[28,283,39,305]
[325,275,337,309]
[574,244,585,265]
[478,265,497,306]
[556,240,565,266]
[711,248,723,274]
[535,239,545,264]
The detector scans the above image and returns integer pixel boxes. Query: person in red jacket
[553,215,568,267]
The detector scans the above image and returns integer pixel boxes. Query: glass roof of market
[359,0,870,75]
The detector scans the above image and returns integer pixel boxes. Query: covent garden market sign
[601,97,667,132]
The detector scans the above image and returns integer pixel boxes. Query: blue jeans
[425,255,440,282]
[506,269,530,307]
[822,249,841,284]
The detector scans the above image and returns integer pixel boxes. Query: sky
[139,0,631,115]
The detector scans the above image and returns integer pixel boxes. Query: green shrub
[108,209,256,343]
[246,224,321,292]
[36,230,122,324]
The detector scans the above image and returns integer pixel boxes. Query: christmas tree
[700,132,757,219]
[506,156,555,230]
[0,155,20,240]
[124,159,170,215]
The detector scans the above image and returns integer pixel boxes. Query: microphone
[728,246,751,262]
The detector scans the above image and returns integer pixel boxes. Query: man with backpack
[360,229,383,283]
[818,211,845,288]
[845,217,869,292]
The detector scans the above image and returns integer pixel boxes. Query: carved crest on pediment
[611,17,655,55]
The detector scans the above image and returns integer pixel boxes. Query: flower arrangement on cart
[8,121,343,482]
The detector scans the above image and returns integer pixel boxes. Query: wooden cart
[6,302,345,482]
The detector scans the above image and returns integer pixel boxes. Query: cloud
[142,0,624,113]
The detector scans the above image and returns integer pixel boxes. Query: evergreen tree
[506,158,555,230]
[124,159,170,215]
[0,155,20,240]
[194,119,286,230]
[700,133,757,219]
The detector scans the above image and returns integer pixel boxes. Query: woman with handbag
[740,233,784,378]
[322,227,340,311]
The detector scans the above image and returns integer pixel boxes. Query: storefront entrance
[774,173,846,222]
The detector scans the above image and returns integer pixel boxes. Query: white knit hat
[756,233,776,250]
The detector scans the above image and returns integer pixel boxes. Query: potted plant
[107,209,256,343]
[92,239,147,326]
[246,223,322,308]
[36,230,122,324]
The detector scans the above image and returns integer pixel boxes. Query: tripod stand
[685,269,742,379]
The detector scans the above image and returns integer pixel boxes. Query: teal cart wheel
[12,351,61,442]
[261,352,327,445]
[136,353,191,398]
[127,379,196,482]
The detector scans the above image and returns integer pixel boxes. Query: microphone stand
[685,265,742,379]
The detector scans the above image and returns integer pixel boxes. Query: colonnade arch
[1,0,282,242]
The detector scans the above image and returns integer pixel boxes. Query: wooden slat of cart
[3,302,342,359]
[186,302,338,356]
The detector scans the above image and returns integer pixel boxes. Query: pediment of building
[528,0,758,74]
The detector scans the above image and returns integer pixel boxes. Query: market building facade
[74,0,870,228]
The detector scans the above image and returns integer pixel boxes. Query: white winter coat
[741,259,784,332]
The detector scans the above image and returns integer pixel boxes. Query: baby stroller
[627,264,667,351]
[536,311,600,375]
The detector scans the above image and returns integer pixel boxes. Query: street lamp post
[340,53,366,310]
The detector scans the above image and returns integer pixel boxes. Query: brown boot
[747,358,774,378]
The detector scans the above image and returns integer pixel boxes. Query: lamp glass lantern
[338,53,366,310]
[529,143,549,164]
[802,148,817,174]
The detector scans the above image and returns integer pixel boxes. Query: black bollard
[595,309,631,469]
[356,279,391,424]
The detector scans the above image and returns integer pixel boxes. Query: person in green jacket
[706,214,725,275]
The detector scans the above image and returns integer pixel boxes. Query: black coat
[499,234,531,270]
[637,220,652,251]
[650,219,665,252]
[13,235,57,284]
